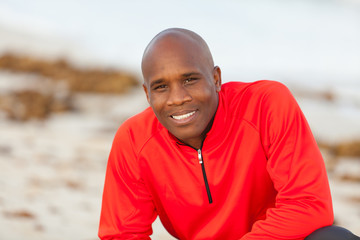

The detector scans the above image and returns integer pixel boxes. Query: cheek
[196,87,216,104]
[149,94,166,114]
[198,88,218,115]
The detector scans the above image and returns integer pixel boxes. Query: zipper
[197,149,213,204]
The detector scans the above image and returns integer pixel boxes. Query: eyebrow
[150,79,165,88]
[182,72,200,77]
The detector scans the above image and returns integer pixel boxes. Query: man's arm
[241,82,334,240]
[98,124,157,240]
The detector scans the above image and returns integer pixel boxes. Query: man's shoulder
[124,106,155,123]
[222,80,292,103]
[121,107,158,130]
[114,107,161,147]
[220,80,293,118]
[222,80,287,95]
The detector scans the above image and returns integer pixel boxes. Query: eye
[153,84,167,91]
[184,78,197,84]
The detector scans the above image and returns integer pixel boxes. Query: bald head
[140,28,221,148]
[141,28,214,84]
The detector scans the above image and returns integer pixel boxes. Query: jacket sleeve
[241,82,334,240]
[98,123,157,240]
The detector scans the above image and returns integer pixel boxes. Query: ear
[213,66,222,92]
[143,83,150,104]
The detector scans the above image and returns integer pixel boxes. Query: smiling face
[142,29,221,149]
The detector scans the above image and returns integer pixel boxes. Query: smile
[171,111,196,120]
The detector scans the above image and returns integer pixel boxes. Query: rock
[0,53,139,94]
[318,140,360,157]
[333,141,360,157]
[0,89,72,121]
[0,53,140,121]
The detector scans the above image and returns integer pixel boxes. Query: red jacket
[99,81,333,240]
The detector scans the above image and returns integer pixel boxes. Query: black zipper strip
[197,149,213,204]
[177,141,213,204]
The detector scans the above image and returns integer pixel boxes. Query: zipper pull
[197,149,203,164]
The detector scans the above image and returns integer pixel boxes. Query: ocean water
[0,0,359,86]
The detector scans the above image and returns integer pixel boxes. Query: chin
[171,129,202,144]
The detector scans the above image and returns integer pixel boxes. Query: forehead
[142,35,209,81]
[146,35,203,63]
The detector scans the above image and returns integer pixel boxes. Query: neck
[180,115,215,149]
[183,138,203,150]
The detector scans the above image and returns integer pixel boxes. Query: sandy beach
[0,76,359,239]
[0,1,360,237]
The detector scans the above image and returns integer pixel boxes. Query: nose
[166,85,192,106]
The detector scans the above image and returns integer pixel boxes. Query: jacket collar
[202,90,227,151]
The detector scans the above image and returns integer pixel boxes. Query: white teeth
[172,111,195,120]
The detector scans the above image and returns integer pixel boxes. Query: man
[99,28,360,239]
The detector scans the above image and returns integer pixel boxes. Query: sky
[0,0,359,86]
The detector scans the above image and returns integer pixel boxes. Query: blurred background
[0,0,359,239]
